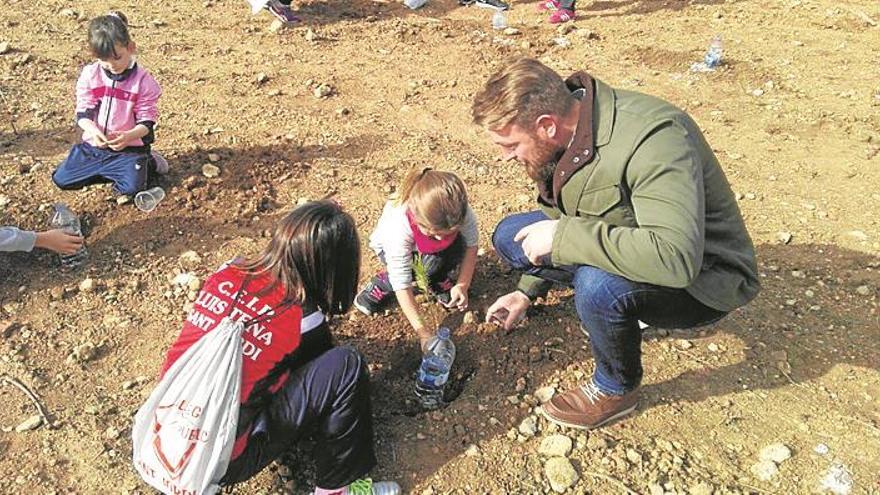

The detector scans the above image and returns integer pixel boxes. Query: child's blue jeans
[53,142,151,195]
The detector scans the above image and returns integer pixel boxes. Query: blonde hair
[394,167,469,232]
[472,58,575,131]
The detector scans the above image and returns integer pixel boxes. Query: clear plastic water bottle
[492,10,508,30]
[704,35,723,69]
[50,203,88,268]
[415,327,456,410]
[403,0,428,10]
[364,481,401,495]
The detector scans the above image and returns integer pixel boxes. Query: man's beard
[525,138,566,186]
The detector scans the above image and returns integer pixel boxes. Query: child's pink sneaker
[535,0,560,12]
[548,8,575,23]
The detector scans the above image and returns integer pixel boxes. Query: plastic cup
[134,186,166,212]
[492,10,508,30]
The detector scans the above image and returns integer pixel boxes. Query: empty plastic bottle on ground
[50,203,88,268]
[403,0,428,9]
[704,35,723,69]
[358,480,401,495]
[415,326,456,409]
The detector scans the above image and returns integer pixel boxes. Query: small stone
[535,386,556,403]
[688,481,714,495]
[557,23,576,35]
[647,482,664,495]
[791,270,806,278]
[255,73,268,85]
[463,311,477,324]
[179,250,202,267]
[751,88,765,97]
[465,444,480,457]
[745,192,757,200]
[67,342,97,364]
[15,414,43,432]
[267,89,281,97]
[586,435,609,450]
[521,41,532,49]
[104,426,121,440]
[750,459,778,481]
[814,443,830,455]
[707,342,721,352]
[545,457,578,493]
[758,443,792,463]
[116,195,131,205]
[336,107,350,116]
[575,28,597,39]
[820,463,853,495]
[856,285,871,296]
[502,27,521,36]
[625,448,642,464]
[553,37,571,48]
[202,163,221,178]
[78,278,96,293]
[0,42,10,55]
[676,339,693,350]
[515,377,527,393]
[539,435,573,457]
[777,231,792,244]
[268,19,285,33]
[313,84,333,98]
[49,286,65,301]
[304,29,317,42]
[207,153,221,162]
[518,416,538,437]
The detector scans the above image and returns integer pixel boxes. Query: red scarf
[406,208,458,254]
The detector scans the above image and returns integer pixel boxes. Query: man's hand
[35,229,84,255]
[514,219,558,266]
[445,283,469,311]
[485,291,531,330]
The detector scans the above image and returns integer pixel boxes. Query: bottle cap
[437,326,451,339]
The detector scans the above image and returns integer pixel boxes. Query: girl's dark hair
[88,11,131,59]
[235,200,361,316]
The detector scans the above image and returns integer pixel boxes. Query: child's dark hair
[235,200,361,315]
[88,11,131,59]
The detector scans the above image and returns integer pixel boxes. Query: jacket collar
[537,72,616,208]
[102,61,138,82]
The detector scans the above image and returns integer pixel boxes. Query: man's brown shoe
[541,382,639,429]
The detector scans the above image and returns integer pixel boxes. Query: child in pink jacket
[53,11,167,197]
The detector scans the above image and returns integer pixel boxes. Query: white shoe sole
[538,402,638,430]
[353,299,374,316]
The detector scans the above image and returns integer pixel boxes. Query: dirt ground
[1,0,879,493]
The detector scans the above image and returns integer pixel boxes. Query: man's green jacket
[518,73,760,312]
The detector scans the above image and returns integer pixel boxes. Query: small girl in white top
[354,167,479,349]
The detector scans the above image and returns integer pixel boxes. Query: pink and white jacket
[75,61,161,149]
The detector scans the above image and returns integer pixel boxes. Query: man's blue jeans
[493,211,728,395]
